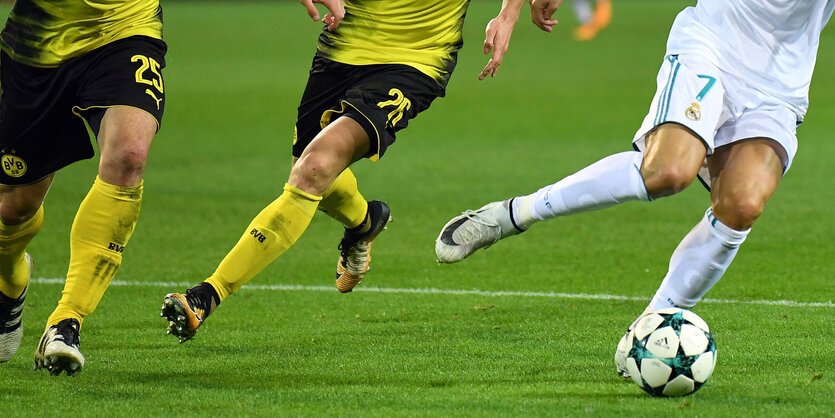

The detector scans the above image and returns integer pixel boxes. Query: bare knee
[99,136,151,186]
[0,202,40,225]
[111,143,149,172]
[97,107,156,186]
[288,118,369,195]
[289,153,340,196]
[641,163,697,198]
[122,143,150,173]
[0,177,52,225]
[712,194,765,230]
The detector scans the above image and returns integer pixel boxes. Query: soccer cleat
[161,282,218,343]
[435,199,525,263]
[335,200,391,293]
[34,318,84,376]
[0,288,27,363]
[573,23,601,41]
[0,253,34,363]
[592,0,613,29]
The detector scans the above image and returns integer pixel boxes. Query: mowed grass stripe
[31,277,834,308]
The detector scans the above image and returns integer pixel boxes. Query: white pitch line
[30,277,834,308]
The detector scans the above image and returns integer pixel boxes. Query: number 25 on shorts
[132,54,164,109]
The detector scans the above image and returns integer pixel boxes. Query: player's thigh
[289,117,369,195]
[78,36,167,185]
[632,54,728,196]
[305,115,370,164]
[641,123,708,197]
[97,106,158,164]
[707,139,783,229]
[0,174,54,224]
[94,105,159,186]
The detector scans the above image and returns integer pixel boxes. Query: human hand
[530,0,562,32]
[479,15,517,80]
[299,0,345,31]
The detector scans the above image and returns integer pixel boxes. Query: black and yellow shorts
[294,55,446,161]
[0,35,167,185]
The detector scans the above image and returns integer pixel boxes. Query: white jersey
[666,0,834,120]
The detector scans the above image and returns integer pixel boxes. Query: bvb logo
[685,102,702,121]
[377,88,411,128]
[1,154,27,178]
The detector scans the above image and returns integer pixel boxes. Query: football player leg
[163,116,369,341]
[618,137,782,376]
[0,179,50,362]
[647,138,784,311]
[318,168,368,230]
[35,106,156,376]
[436,123,706,263]
[294,119,390,293]
[316,167,390,293]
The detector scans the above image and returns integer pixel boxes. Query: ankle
[511,196,536,230]
[188,282,220,317]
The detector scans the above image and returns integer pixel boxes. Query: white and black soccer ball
[622,308,716,397]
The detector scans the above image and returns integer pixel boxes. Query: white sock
[648,207,750,310]
[512,151,649,228]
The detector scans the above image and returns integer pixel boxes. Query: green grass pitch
[2,1,833,416]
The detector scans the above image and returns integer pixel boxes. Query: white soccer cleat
[34,318,85,376]
[0,253,33,362]
[435,199,525,263]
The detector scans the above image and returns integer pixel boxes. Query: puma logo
[145,89,163,110]
[376,88,411,128]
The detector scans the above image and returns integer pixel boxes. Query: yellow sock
[46,176,142,328]
[318,168,368,229]
[205,183,321,302]
[0,206,43,299]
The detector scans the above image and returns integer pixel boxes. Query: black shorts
[294,55,446,161]
[0,35,167,185]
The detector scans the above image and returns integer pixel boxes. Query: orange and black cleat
[335,200,391,293]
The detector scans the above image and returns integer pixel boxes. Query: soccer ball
[619,308,716,397]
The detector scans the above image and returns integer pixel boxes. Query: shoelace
[458,209,502,248]
[185,289,210,320]
[54,321,80,347]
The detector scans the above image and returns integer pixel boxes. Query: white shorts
[633,54,798,189]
